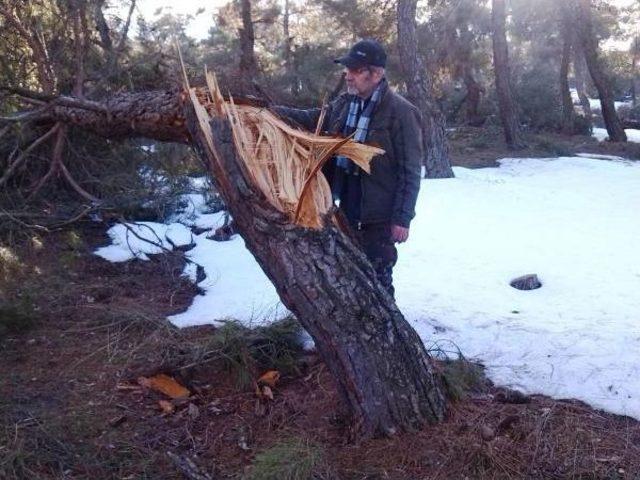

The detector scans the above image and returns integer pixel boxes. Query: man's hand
[391,224,409,243]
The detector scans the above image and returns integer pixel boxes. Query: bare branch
[1,87,109,114]
[0,124,60,187]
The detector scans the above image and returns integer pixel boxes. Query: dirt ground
[448,126,640,169]
[2,133,640,479]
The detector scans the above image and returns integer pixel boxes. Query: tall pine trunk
[397,0,454,179]
[239,0,259,79]
[560,22,575,134]
[632,37,638,108]
[491,0,525,149]
[573,0,626,141]
[573,46,593,124]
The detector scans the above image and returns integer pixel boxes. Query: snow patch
[593,127,640,143]
[95,222,193,262]
[95,155,640,420]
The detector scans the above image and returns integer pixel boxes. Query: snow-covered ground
[593,127,640,143]
[570,88,633,112]
[96,155,640,420]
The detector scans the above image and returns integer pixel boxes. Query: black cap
[334,39,387,69]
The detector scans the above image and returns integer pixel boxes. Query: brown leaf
[139,374,190,399]
[158,400,175,414]
[257,370,280,388]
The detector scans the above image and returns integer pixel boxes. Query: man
[273,39,423,297]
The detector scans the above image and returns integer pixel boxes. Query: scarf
[335,77,387,175]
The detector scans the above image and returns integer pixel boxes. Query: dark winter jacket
[272,83,423,228]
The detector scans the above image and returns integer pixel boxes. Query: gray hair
[366,65,385,77]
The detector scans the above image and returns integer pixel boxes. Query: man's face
[345,66,383,98]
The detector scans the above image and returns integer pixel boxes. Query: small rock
[480,425,495,441]
[510,274,542,290]
[495,388,530,404]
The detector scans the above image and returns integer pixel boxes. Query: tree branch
[0,124,60,187]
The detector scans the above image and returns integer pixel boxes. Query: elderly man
[274,39,423,297]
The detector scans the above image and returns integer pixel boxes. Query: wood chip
[138,374,190,399]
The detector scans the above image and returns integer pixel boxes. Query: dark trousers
[334,171,397,297]
[355,223,398,298]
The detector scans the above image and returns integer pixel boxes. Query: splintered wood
[189,69,384,229]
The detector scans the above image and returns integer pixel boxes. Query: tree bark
[491,0,525,149]
[184,97,446,440]
[23,86,447,439]
[41,89,191,144]
[397,0,454,179]
[559,22,575,135]
[632,36,638,108]
[573,46,593,123]
[463,65,483,126]
[239,0,259,78]
[572,0,626,142]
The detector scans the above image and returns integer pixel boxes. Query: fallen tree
[2,74,447,440]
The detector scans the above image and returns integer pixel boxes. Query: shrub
[515,67,562,132]
[247,438,328,480]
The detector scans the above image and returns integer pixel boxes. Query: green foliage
[0,298,36,338]
[515,67,562,132]
[247,438,327,480]
[572,114,594,136]
[429,343,489,401]
[618,103,640,122]
[197,316,306,388]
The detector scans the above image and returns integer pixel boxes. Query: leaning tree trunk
[397,0,454,179]
[26,87,447,440]
[185,96,446,440]
[573,0,626,142]
[491,0,525,149]
[559,23,575,135]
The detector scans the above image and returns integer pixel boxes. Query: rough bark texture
[397,0,454,179]
[560,25,575,134]
[491,0,525,149]
[45,90,190,144]
[573,0,626,142]
[183,99,446,440]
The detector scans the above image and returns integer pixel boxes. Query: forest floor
[448,126,640,169]
[1,129,640,480]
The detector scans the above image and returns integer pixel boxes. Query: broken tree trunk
[17,80,447,439]
[184,77,446,439]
